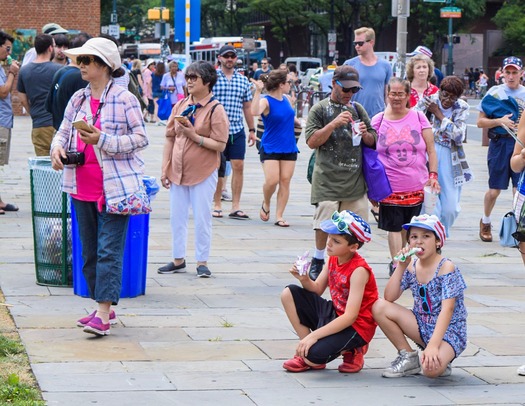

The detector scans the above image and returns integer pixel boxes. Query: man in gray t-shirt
[17,34,61,156]
[343,27,392,118]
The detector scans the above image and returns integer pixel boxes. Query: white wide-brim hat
[65,38,121,72]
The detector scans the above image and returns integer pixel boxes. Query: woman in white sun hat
[50,37,148,337]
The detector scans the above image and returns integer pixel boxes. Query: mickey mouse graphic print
[371,110,432,193]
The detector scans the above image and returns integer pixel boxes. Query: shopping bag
[157,91,172,121]
[362,145,392,202]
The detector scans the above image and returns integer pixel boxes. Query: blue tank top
[261,95,299,154]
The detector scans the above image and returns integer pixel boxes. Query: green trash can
[29,157,72,286]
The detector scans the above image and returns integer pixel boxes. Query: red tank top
[328,253,378,343]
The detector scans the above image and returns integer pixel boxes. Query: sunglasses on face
[185,74,201,82]
[222,53,237,59]
[76,55,96,65]
[336,80,359,94]
[353,40,370,47]
[2,44,11,52]
[419,284,432,314]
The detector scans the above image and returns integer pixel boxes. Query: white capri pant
[169,171,218,262]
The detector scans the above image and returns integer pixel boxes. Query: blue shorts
[487,137,520,190]
[223,129,246,161]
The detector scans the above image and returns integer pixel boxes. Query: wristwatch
[249,128,255,132]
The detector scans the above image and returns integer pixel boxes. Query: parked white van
[285,57,322,76]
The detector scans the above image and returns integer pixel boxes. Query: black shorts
[287,284,366,365]
[147,99,154,114]
[259,146,298,163]
[218,152,226,178]
[378,203,422,232]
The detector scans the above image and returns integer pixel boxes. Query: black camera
[60,152,85,166]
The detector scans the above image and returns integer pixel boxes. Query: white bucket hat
[64,38,121,72]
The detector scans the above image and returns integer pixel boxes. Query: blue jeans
[72,198,130,305]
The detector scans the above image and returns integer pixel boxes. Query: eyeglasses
[336,80,359,94]
[353,40,370,47]
[388,92,407,98]
[331,211,351,233]
[185,74,201,82]
[440,90,458,102]
[418,284,432,314]
[261,62,268,65]
[1,44,11,52]
[221,53,237,59]
[76,55,96,65]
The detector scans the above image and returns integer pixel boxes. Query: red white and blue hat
[321,210,372,243]
[402,214,446,246]
[407,45,433,58]
[503,56,523,70]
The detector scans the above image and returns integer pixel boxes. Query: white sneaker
[382,349,421,378]
[518,365,525,376]
[440,363,452,377]
[221,190,232,202]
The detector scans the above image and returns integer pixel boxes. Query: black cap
[333,65,361,88]
[219,45,237,56]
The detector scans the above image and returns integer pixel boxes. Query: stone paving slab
[1,110,525,404]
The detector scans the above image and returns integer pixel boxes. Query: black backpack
[128,70,148,111]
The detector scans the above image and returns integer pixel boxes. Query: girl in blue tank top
[251,70,300,227]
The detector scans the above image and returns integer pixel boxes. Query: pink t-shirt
[371,110,431,193]
[70,98,104,202]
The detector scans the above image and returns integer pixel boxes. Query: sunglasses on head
[419,284,432,314]
[185,74,201,82]
[76,55,96,65]
[336,80,359,94]
[353,40,370,47]
[331,211,352,233]
[222,53,237,59]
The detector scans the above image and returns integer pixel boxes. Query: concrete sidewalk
[1,109,525,405]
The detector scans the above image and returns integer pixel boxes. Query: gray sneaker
[440,363,452,377]
[382,349,421,378]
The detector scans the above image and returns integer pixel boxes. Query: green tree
[493,0,525,55]
[100,0,169,42]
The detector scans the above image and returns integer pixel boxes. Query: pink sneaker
[77,310,117,327]
[83,317,111,336]
[283,355,326,372]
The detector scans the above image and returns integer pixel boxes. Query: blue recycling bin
[71,177,158,298]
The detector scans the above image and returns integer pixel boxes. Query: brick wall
[0,0,101,115]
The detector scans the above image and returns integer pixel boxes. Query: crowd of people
[1,23,524,376]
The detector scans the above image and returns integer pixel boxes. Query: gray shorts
[0,126,12,166]
[312,196,368,230]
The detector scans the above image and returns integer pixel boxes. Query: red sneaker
[338,344,369,373]
[283,355,326,373]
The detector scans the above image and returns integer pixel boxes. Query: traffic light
[148,9,160,20]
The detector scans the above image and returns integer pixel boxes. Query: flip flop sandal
[229,210,250,220]
[274,220,290,227]
[260,203,270,222]
[212,209,223,218]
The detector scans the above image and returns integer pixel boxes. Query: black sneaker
[196,265,211,278]
[309,258,325,281]
[157,260,186,274]
[388,261,396,277]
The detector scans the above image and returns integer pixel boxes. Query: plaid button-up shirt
[213,69,252,134]
[51,81,148,205]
